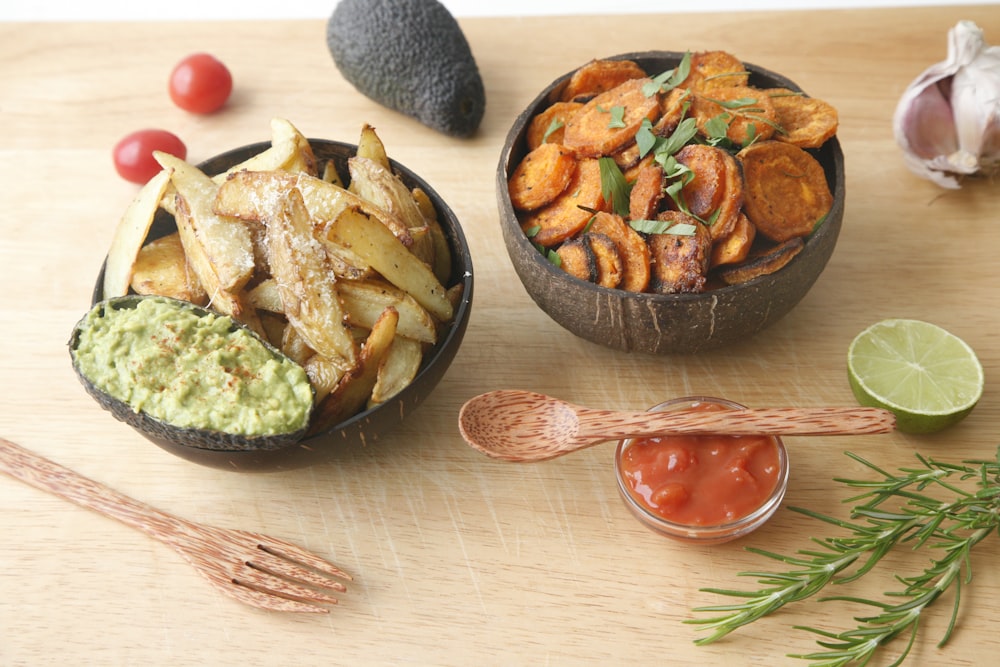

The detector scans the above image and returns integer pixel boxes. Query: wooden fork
[0,436,350,613]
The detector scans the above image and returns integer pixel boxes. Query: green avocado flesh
[326,0,486,137]
[72,296,313,440]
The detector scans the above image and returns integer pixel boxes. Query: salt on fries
[102,118,460,435]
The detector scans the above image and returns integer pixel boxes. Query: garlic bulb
[893,20,1000,189]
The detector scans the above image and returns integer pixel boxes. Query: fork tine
[249,547,349,593]
[255,535,354,582]
[226,580,335,614]
[235,566,343,608]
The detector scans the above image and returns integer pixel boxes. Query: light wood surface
[1,6,998,666]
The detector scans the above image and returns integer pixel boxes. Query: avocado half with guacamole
[70,295,314,451]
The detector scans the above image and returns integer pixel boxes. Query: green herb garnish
[598,156,631,217]
[688,448,1000,666]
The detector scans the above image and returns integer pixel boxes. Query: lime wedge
[847,319,983,434]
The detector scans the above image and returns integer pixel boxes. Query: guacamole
[73,296,313,436]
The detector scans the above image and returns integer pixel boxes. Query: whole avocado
[326,0,486,138]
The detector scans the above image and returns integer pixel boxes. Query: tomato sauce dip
[617,400,783,527]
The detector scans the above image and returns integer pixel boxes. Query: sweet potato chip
[555,237,596,283]
[508,143,578,211]
[683,50,749,92]
[526,101,583,150]
[737,140,833,242]
[673,143,743,241]
[560,58,648,102]
[588,211,650,292]
[710,213,756,268]
[765,88,840,149]
[563,78,661,158]
[586,232,624,288]
[691,85,778,146]
[520,157,605,247]
[628,161,665,222]
[717,236,805,285]
[647,211,712,294]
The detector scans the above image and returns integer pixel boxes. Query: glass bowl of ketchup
[614,396,789,544]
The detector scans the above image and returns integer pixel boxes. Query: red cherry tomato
[168,53,233,114]
[113,129,187,184]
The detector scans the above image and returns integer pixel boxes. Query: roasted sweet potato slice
[673,143,743,241]
[647,211,712,294]
[560,58,648,102]
[682,50,749,92]
[628,161,665,222]
[508,143,578,211]
[765,88,839,149]
[710,212,756,268]
[585,232,624,288]
[588,211,650,292]
[737,140,833,242]
[526,101,584,150]
[691,85,778,146]
[563,78,662,158]
[717,236,805,285]
[520,157,605,247]
[556,237,597,283]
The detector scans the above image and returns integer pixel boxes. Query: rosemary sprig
[687,447,1000,666]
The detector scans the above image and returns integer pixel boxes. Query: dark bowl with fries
[497,50,844,354]
[91,137,473,471]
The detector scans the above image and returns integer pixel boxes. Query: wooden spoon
[458,390,895,462]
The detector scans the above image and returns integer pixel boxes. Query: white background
[3,0,995,22]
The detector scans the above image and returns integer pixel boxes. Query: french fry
[103,169,172,299]
[368,335,423,408]
[155,152,255,293]
[310,307,399,434]
[265,187,357,365]
[337,277,437,344]
[326,205,453,323]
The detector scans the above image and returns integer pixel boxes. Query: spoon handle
[575,406,895,441]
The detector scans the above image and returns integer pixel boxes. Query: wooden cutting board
[1,5,998,666]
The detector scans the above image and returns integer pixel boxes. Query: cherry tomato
[113,129,187,184]
[168,53,233,114]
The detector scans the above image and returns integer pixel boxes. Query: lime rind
[847,319,983,434]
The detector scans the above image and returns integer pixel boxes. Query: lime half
[847,319,984,434]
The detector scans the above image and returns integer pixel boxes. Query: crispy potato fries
[103,119,458,433]
[511,50,838,294]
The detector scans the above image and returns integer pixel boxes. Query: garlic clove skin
[893,20,1000,189]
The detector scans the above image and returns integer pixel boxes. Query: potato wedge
[155,152,255,293]
[266,187,357,365]
[130,232,207,305]
[303,354,350,403]
[327,205,454,323]
[310,306,399,434]
[368,335,423,408]
[103,169,172,299]
[356,122,391,169]
[347,155,433,264]
[337,277,437,345]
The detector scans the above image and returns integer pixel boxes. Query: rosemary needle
[687,447,1000,666]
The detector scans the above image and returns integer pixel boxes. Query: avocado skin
[69,295,312,453]
[326,0,486,138]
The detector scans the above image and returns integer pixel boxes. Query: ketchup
[618,401,782,526]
